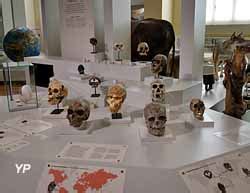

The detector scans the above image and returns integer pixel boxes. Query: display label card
[36,163,126,193]
[180,151,250,193]
[0,140,30,153]
[57,142,128,163]
[0,124,24,146]
[4,116,53,136]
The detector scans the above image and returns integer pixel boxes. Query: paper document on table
[180,151,250,193]
[57,142,128,163]
[36,162,126,193]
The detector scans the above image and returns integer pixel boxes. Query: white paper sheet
[36,163,126,193]
[180,151,250,193]
[57,142,128,163]
[0,124,24,146]
[4,116,53,136]
[0,140,30,153]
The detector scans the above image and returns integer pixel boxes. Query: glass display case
[2,62,38,112]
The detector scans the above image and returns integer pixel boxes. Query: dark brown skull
[144,103,167,136]
[190,98,205,120]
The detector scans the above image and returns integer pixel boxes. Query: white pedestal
[144,76,174,87]
[185,113,214,128]
[87,62,153,81]
[108,116,131,125]
[135,120,175,143]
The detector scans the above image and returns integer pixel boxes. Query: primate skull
[190,98,205,120]
[106,84,126,113]
[151,80,165,104]
[144,103,167,136]
[48,79,68,105]
[67,99,90,128]
[151,54,168,77]
[89,76,101,88]
[137,42,149,56]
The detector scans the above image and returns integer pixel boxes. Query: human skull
[113,43,124,51]
[137,42,149,56]
[48,79,68,105]
[66,99,90,128]
[106,84,126,113]
[144,103,167,136]
[151,54,168,77]
[151,80,165,104]
[190,98,205,120]
[89,76,101,88]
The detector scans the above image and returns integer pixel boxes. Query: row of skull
[144,99,205,137]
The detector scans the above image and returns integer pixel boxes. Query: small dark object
[242,168,250,177]
[22,120,28,123]
[203,170,213,179]
[217,183,227,193]
[90,37,98,54]
[112,112,122,119]
[77,64,85,75]
[224,163,233,172]
[0,131,5,134]
[48,181,56,193]
[51,108,64,114]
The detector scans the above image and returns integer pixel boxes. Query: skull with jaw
[66,99,90,128]
[106,84,126,113]
[151,54,168,78]
[137,42,149,56]
[48,79,68,105]
[190,98,205,120]
[151,80,165,104]
[144,103,167,136]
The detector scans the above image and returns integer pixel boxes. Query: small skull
[89,76,101,88]
[137,42,149,56]
[48,79,68,105]
[106,84,126,113]
[144,103,167,136]
[67,99,90,128]
[113,43,124,51]
[151,54,167,78]
[190,98,205,120]
[151,80,165,104]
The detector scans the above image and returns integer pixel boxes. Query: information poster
[59,0,95,60]
[36,163,126,193]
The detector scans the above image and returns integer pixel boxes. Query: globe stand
[91,87,100,98]
[50,103,64,114]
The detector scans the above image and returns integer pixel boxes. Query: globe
[3,26,41,62]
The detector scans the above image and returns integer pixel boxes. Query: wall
[131,0,144,6]
[206,24,250,38]
[41,0,61,56]
[172,0,181,36]
[144,0,162,19]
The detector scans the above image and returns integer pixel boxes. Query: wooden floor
[0,84,22,96]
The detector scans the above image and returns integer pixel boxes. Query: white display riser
[126,79,202,108]
[85,61,153,81]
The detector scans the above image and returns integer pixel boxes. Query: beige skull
[106,84,126,113]
[151,80,165,104]
[190,98,205,120]
[67,99,90,128]
[48,79,68,105]
[144,103,167,136]
[151,54,167,78]
[137,42,149,56]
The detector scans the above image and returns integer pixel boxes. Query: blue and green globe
[3,26,40,62]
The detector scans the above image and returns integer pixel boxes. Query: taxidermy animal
[223,46,248,119]
[212,32,245,80]
[131,18,175,77]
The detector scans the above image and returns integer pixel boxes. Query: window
[206,0,250,24]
